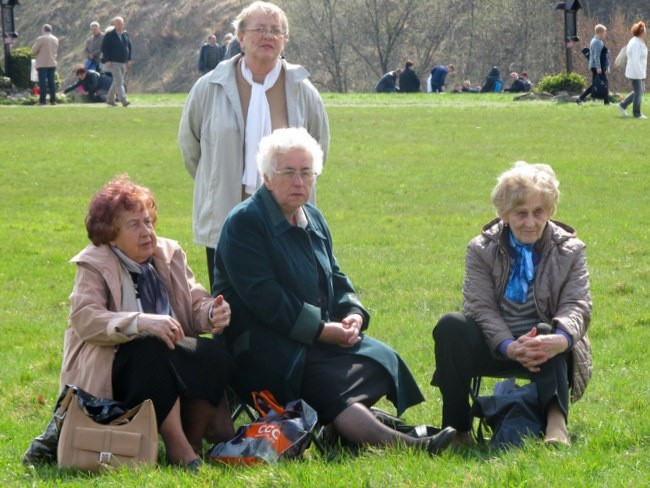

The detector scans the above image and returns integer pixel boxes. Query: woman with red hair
[618,21,648,119]
[60,175,234,471]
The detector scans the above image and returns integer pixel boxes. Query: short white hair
[90,21,100,29]
[257,128,323,179]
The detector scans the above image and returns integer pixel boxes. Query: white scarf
[241,59,283,194]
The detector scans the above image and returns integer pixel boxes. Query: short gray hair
[90,21,100,29]
[257,128,323,180]
[491,161,560,219]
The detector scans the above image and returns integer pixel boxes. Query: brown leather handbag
[57,387,158,472]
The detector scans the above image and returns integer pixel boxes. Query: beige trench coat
[60,238,213,399]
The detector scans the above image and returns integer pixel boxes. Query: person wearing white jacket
[619,21,648,119]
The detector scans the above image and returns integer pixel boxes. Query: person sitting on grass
[214,127,457,455]
[375,69,401,92]
[504,72,528,93]
[60,175,235,471]
[432,161,592,449]
[480,66,503,92]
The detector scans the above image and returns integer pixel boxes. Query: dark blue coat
[214,186,424,413]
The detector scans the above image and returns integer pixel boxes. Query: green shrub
[536,72,586,94]
[7,46,62,92]
[8,46,33,88]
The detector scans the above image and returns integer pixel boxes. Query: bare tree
[348,0,421,77]
[283,0,351,92]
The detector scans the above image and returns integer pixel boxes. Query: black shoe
[396,424,441,438]
[426,426,456,456]
[371,407,405,429]
[576,99,584,105]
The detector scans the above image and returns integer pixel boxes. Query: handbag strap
[110,399,150,425]
[252,390,286,418]
[54,387,76,426]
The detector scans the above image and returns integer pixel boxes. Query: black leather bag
[591,74,608,99]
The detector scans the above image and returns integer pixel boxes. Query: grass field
[0,93,649,487]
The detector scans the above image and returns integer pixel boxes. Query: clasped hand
[506,326,569,372]
[318,313,364,347]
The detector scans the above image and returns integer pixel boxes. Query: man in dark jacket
[101,16,132,107]
[399,61,421,92]
[197,34,220,74]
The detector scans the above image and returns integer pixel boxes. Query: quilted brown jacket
[462,218,592,402]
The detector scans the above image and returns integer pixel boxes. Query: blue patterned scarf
[112,247,171,315]
[505,231,535,303]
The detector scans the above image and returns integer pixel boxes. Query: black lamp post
[555,0,582,73]
[1,0,19,79]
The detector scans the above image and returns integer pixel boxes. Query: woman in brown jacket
[432,162,592,447]
[60,175,234,470]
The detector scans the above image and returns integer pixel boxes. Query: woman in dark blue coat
[214,127,455,454]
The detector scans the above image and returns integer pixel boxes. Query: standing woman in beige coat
[61,176,234,471]
[178,1,329,289]
[432,162,592,448]
[31,23,59,105]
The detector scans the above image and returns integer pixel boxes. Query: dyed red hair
[85,175,158,246]
[632,21,646,37]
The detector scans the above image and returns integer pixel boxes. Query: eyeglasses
[273,168,317,182]
[244,27,288,38]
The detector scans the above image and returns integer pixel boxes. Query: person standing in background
[618,21,648,119]
[31,24,59,106]
[198,34,221,74]
[102,16,132,107]
[84,21,104,72]
[429,64,454,93]
[219,33,234,61]
[577,24,609,105]
[225,34,241,59]
[178,1,329,290]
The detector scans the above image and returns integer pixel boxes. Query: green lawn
[0,94,648,487]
